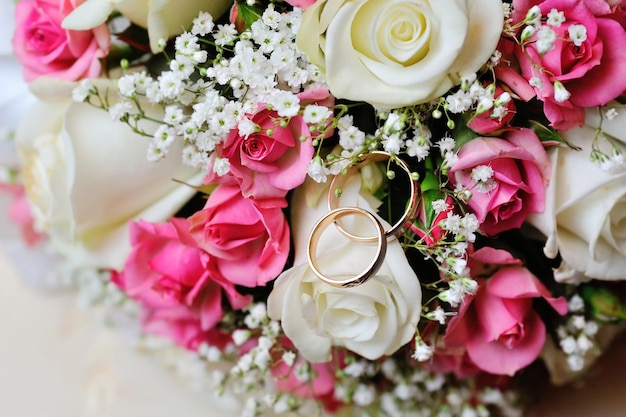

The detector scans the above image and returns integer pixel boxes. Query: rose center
[26,24,60,52]
[498,323,524,349]
[352,0,432,66]
[242,136,269,160]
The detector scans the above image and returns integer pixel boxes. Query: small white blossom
[164,105,185,125]
[536,26,557,54]
[352,384,376,406]
[269,91,300,118]
[553,80,571,103]
[471,165,494,183]
[529,76,543,89]
[567,354,585,371]
[233,329,251,346]
[560,336,577,354]
[117,75,136,97]
[213,24,238,46]
[307,156,329,183]
[577,334,594,353]
[302,104,332,124]
[412,341,435,361]
[606,108,619,120]
[281,351,296,367]
[568,294,585,312]
[437,137,456,153]
[72,79,94,102]
[108,101,133,121]
[191,11,214,36]
[213,156,230,177]
[568,24,588,46]
[546,9,565,27]
[382,132,404,154]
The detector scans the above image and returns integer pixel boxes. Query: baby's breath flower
[568,24,588,46]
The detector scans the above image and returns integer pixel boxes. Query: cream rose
[15,77,200,270]
[296,0,504,109]
[267,175,422,363]
[62,0,232,52]
[528,106,626,282]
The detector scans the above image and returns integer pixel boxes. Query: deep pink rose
[409,195,454,246]
[513,0,626,129]
[189,184,290,288]
[449,129,551,236]
[467,85,516,134]
[444,247,568,376]
[206,89,333,207]
[116,218,250,350]
[12,0,110,82]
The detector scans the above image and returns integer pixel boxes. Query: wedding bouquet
[3,0,626,415]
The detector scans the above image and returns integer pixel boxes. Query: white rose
[528,105,626,282]
[62,0,232,52]
[267,175,422,363]
[15,77,200,270]
[296,0,504,109]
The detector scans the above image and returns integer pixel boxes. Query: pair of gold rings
[306,151,420,288]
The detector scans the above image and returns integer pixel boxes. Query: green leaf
[581,284,626,323]
[528,120,580,150]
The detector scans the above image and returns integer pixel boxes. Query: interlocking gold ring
[307,207,387,288]
[328,151,420,242]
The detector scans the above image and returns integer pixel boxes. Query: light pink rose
[449,129,551,236]
[283,0,318,8]
[12,0,110,82]
[0,183,43,246]
[206,89,333,207]
[512,0,626,130]
[271,339,343,413]
[188,184,290,288]
[444,247,568,376]
[116,218,250,350]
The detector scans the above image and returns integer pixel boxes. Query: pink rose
[12,0,110,82]
[512,0,626,129]
[189,184,290,288]
[116,218,250,350]
[206,89,333,207]
[448,129,551,236]
[444,247,568,376]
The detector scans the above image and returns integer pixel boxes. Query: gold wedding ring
[328,151,420,242]
[307,207,387,288]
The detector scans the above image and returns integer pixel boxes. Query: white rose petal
[16,78,199,270]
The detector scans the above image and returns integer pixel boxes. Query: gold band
[327,151,420,242]
[307,207,387,288]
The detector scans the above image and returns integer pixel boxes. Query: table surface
[1,247,626,416]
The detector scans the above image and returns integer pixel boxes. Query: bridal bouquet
[4,0,626,415]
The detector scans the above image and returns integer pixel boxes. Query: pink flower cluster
[439,247,568,376]
[449,128,551,236]
[114,90,333,349]
[510,0,626,129]
[12,0,110,82]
